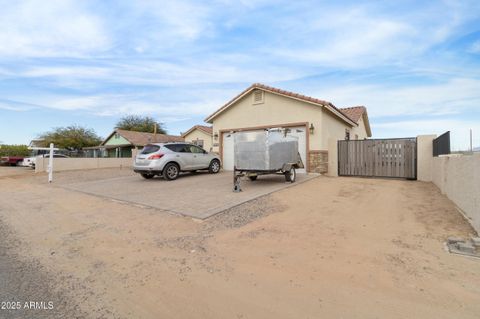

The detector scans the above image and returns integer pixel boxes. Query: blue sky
[0,0,479,150]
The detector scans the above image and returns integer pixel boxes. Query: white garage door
[222,132,235,171]
[222,126,307,174]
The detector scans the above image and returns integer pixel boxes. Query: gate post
[328,137,338,177]
[417,135,436,182]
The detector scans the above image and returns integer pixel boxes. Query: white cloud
[0,0,110,57]
[4,55,303,88]
[0,98,40,111]
[20,66,110,78]
[261,2,476,68]
[14,89,229,119]
[315,78,480,118]
[374,119,480,151]
[116,0,214,54]
[469,40,480,54]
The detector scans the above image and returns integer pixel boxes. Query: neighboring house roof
[204,83,357,126]
[100,129,184,146]
[340,106,372,137]
[181,125,213,137]
[29,139,45,148]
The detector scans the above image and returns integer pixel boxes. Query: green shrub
[0,144,30,157]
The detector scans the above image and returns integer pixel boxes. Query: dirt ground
[0,165,34,178]
[0,168,479,319]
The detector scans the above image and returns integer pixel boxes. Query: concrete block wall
[35,157,134,173]
[417,134,479,232]
[416,135,436,182]
[432,154,480,232]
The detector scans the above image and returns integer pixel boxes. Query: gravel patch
[205,195,286,231]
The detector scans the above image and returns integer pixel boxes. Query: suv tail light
[148,153,164,160]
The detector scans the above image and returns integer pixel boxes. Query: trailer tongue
[232,128,304,192]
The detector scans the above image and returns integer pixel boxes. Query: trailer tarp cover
[234,129,299,171]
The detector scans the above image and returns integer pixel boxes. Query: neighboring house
[181,125,213,152]
[204,83,372,173]
[28,139,45,148]
[84,129,184,158]
[27,138,54,156]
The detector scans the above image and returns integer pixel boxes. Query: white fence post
[48,143,54,183]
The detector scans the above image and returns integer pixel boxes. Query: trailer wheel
[248,176,257,181]
[285,167,296,183]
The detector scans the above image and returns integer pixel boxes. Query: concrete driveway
[60,171,316,219]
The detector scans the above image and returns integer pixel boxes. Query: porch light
[214,132,219,141]
[309,123,315,134]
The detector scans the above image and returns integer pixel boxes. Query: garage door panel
[222,133,234,170]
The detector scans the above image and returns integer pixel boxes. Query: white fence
[35,157,133,173]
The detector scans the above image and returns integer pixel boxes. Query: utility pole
[470,129,473,152]
[154,123,157,142]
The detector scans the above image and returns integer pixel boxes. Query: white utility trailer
[233,128,304,192]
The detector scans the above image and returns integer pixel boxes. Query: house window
[345,129,350,141]
[252,90,264,104]
[193,139,204,148]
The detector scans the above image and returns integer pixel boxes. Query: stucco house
[84,129,184,158]
[181,125,213,151]
[205,83,372,173]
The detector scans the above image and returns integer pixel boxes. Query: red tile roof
[101,129,184,146]
[181,125,213,137]
[339,106,366,123]
[195,125,213,134]
[205,83,356,125]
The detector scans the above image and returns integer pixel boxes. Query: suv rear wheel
[208,159,220,174]
[163,163,179,180]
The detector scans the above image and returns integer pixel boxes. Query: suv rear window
[141,145,161,154]
[164,144,188,152]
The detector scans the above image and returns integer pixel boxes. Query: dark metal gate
[338,138,417,179]
[433,131,450,156]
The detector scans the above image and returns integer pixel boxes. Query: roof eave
[182,126,213,137]
[363,112,372,137]
[99,129,118,146]
[205,85,357,127]
[204,86,256,123]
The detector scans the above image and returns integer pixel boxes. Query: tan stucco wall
[432,154,480,233]
[35,157,133,173]
[417,135,436,182]
[211,90,355,152]
[320,110,354,148]
[350,116,369,140]
[327,137,338,177]
[183,129,213,152]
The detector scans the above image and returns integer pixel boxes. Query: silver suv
[133,143,221,180]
